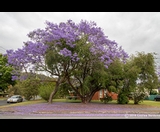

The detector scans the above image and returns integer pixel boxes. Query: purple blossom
[19,75,29,81]
[11,75,19,81]
[1,102,160,118]
[6,19,129,81]
[27,19,128,66]
[60,48,72,57]
[7,41,48,74]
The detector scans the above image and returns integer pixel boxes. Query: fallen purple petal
[1,102,160,118]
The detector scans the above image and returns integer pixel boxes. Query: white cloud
[0,12,160,61]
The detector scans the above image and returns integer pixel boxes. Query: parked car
[7,95,23,103]
[154,95,160,101]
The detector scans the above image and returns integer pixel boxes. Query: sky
[0,12,160,62]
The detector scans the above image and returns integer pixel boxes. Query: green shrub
[117,92,129,104]
[100,93,112,104]
[132,92,146,104]
[21,79,40,101]
[39,82,56,102]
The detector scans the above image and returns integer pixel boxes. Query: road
[0,98,26,106]
[0,99,11,106]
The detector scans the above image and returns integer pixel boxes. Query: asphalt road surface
[0,99,26,106]
[0,100,10,106]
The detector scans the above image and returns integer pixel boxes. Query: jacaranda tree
[6,20,128,104]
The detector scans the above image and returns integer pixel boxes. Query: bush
[132,92,146,104]
[21,79,40,101]
[131,88,148,104]
[39,82,56,102]
[100,93,112,104]
[117,92,129,104]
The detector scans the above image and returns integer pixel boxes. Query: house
[92,89,118,100]
[67,89,118,101]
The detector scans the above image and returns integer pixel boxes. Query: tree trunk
[134,99,139,104]
[81,91,97,104]
[67,77,100,104]
[48,77,66,104]
[81,96,89,104]
[88,91,97,102]
[48,84,59,104]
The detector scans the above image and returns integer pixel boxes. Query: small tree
[21,79,40,100]
[7,81,23,96]
[117,90,129,104]
[119,52,159,104]
[39,82,56,102]
[131,87,148,104]
[56,82,73,98]
[0,53,16,93]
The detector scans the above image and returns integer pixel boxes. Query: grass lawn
[1,97,160,108]
[53,99,160,107]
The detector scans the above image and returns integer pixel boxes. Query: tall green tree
[106,58,125,92]
[117,57,141,104]
[0,53,16,93]
[121,52,159,104]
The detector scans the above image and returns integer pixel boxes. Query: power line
[0,46,7,51]
[0,46,7,54]
[0,49,5,52]
[0,47,7,54]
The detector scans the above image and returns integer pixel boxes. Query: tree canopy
[119,52,159,104]
[6,19,129,103]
